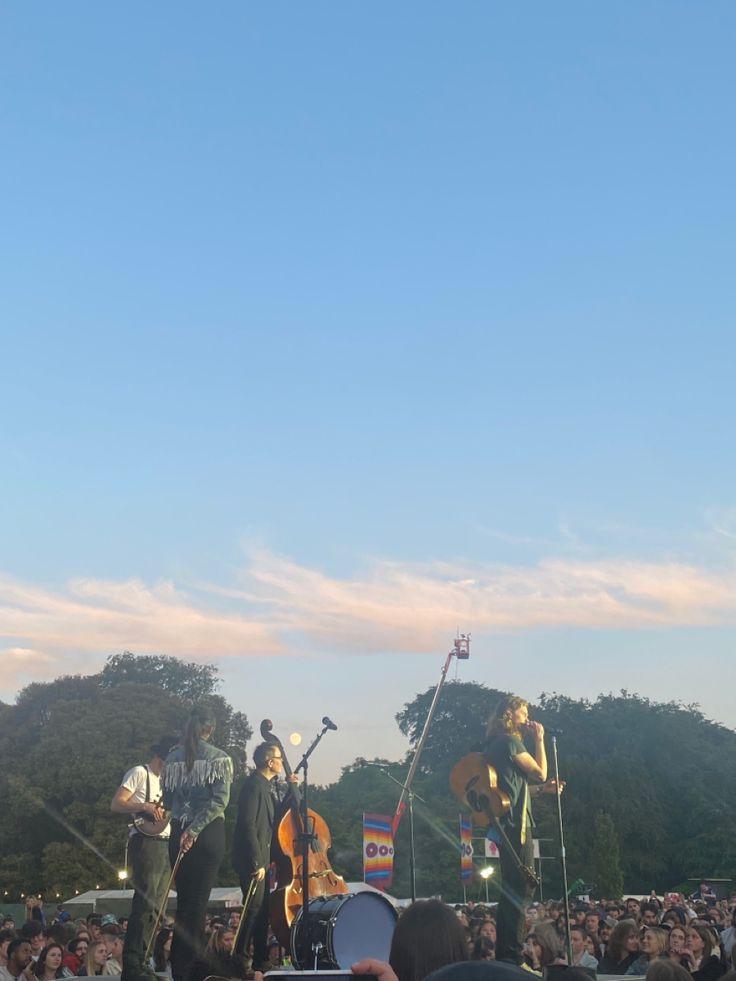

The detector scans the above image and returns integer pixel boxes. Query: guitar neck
[487,813,538,889]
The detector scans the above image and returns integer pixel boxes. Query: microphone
[526,722,564,736]
[322,716,338,731]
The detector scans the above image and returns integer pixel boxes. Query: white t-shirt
[121,764,170,839]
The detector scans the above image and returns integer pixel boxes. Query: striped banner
[460,814,474,881]
[363,813,394,891]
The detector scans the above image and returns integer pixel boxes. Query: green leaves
[0,655,251,898]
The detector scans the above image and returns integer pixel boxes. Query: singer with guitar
[484,696,561,966]
[110,734,178,981]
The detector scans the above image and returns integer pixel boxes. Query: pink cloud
[1,551,734,694]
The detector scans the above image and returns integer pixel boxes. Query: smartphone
[266,973,378,981]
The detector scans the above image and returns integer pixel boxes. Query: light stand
[479,865,495,903]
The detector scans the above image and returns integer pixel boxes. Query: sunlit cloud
[0,573,283,693]
[238,551,736,653]
[1,549,735,694]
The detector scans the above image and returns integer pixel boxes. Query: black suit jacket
[232,771,276,876]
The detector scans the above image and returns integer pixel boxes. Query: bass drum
[290,891,398,969]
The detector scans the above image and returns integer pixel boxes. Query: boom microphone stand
[365,764,426,902]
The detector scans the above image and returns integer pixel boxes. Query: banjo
[131,801,170,837]
[129,765,170,837]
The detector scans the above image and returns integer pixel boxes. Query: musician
[110,735,178,981]
[232,741,297,969]
[162,706,233,981]
[485,695,558,965]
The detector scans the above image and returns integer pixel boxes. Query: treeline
[1,657,735,902]
[0,654,251,898]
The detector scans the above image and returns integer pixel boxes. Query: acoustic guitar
[449,752,539,890]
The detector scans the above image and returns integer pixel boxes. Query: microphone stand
[551,734,572,964]
[367,765,426,902]
[293,720,333,967]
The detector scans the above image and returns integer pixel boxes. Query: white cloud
[1,550,735,694]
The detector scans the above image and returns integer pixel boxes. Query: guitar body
[449,752,510,826]
[449,752,539,890]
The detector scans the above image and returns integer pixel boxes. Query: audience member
[389,900,469,981]
[79,942,107,978]
[1,939,34,981]
[598,920,640,974]
[33,944,71,981]
[627,927,669,975]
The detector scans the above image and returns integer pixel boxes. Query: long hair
[152,928,173,972]
[607,920,638,963]
[389,900,468,981]
[82,941,107,977]
[183,705,216,771]
[688,924,716,961]
[206,926,234,956]
[34,943,64,980]
[533,922,563,967]
[486,695,528,739]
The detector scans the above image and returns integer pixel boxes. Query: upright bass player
[231,742,298,969]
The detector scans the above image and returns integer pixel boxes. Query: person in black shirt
[232,742,297,969]
[485,695,556,965]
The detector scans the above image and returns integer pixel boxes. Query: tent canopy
[63,883,401,917]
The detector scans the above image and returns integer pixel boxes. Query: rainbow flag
[460,814,474,881]
[363,813,394,890]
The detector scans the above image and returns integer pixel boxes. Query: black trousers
[169,818,225,981]
[122,834,171,981]
[234,872,269,968]
[496,829,536,964]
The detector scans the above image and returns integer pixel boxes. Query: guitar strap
[144,765,151,804]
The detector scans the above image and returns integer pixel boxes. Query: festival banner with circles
[363,813,394,891]
[460,814,474,881]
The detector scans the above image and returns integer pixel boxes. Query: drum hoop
[291,891,397,970]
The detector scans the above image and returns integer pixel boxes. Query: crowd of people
[0,904,288,981]
[3,696,736,981]
[364,891,736,981]
[3,889,736,981]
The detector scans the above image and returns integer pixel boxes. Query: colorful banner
[460,814,474,881]
[363,813,394,891]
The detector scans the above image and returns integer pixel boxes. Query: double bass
[261,720,348,950]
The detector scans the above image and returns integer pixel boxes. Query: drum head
[330,891,397,968]
[291,891,397,970]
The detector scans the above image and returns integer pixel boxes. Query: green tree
[0,655,252,897]
[100,653,219,702]
[591,811,624,898]
[395,681,505,776]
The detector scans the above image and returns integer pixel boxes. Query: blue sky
[2,2,735,782]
